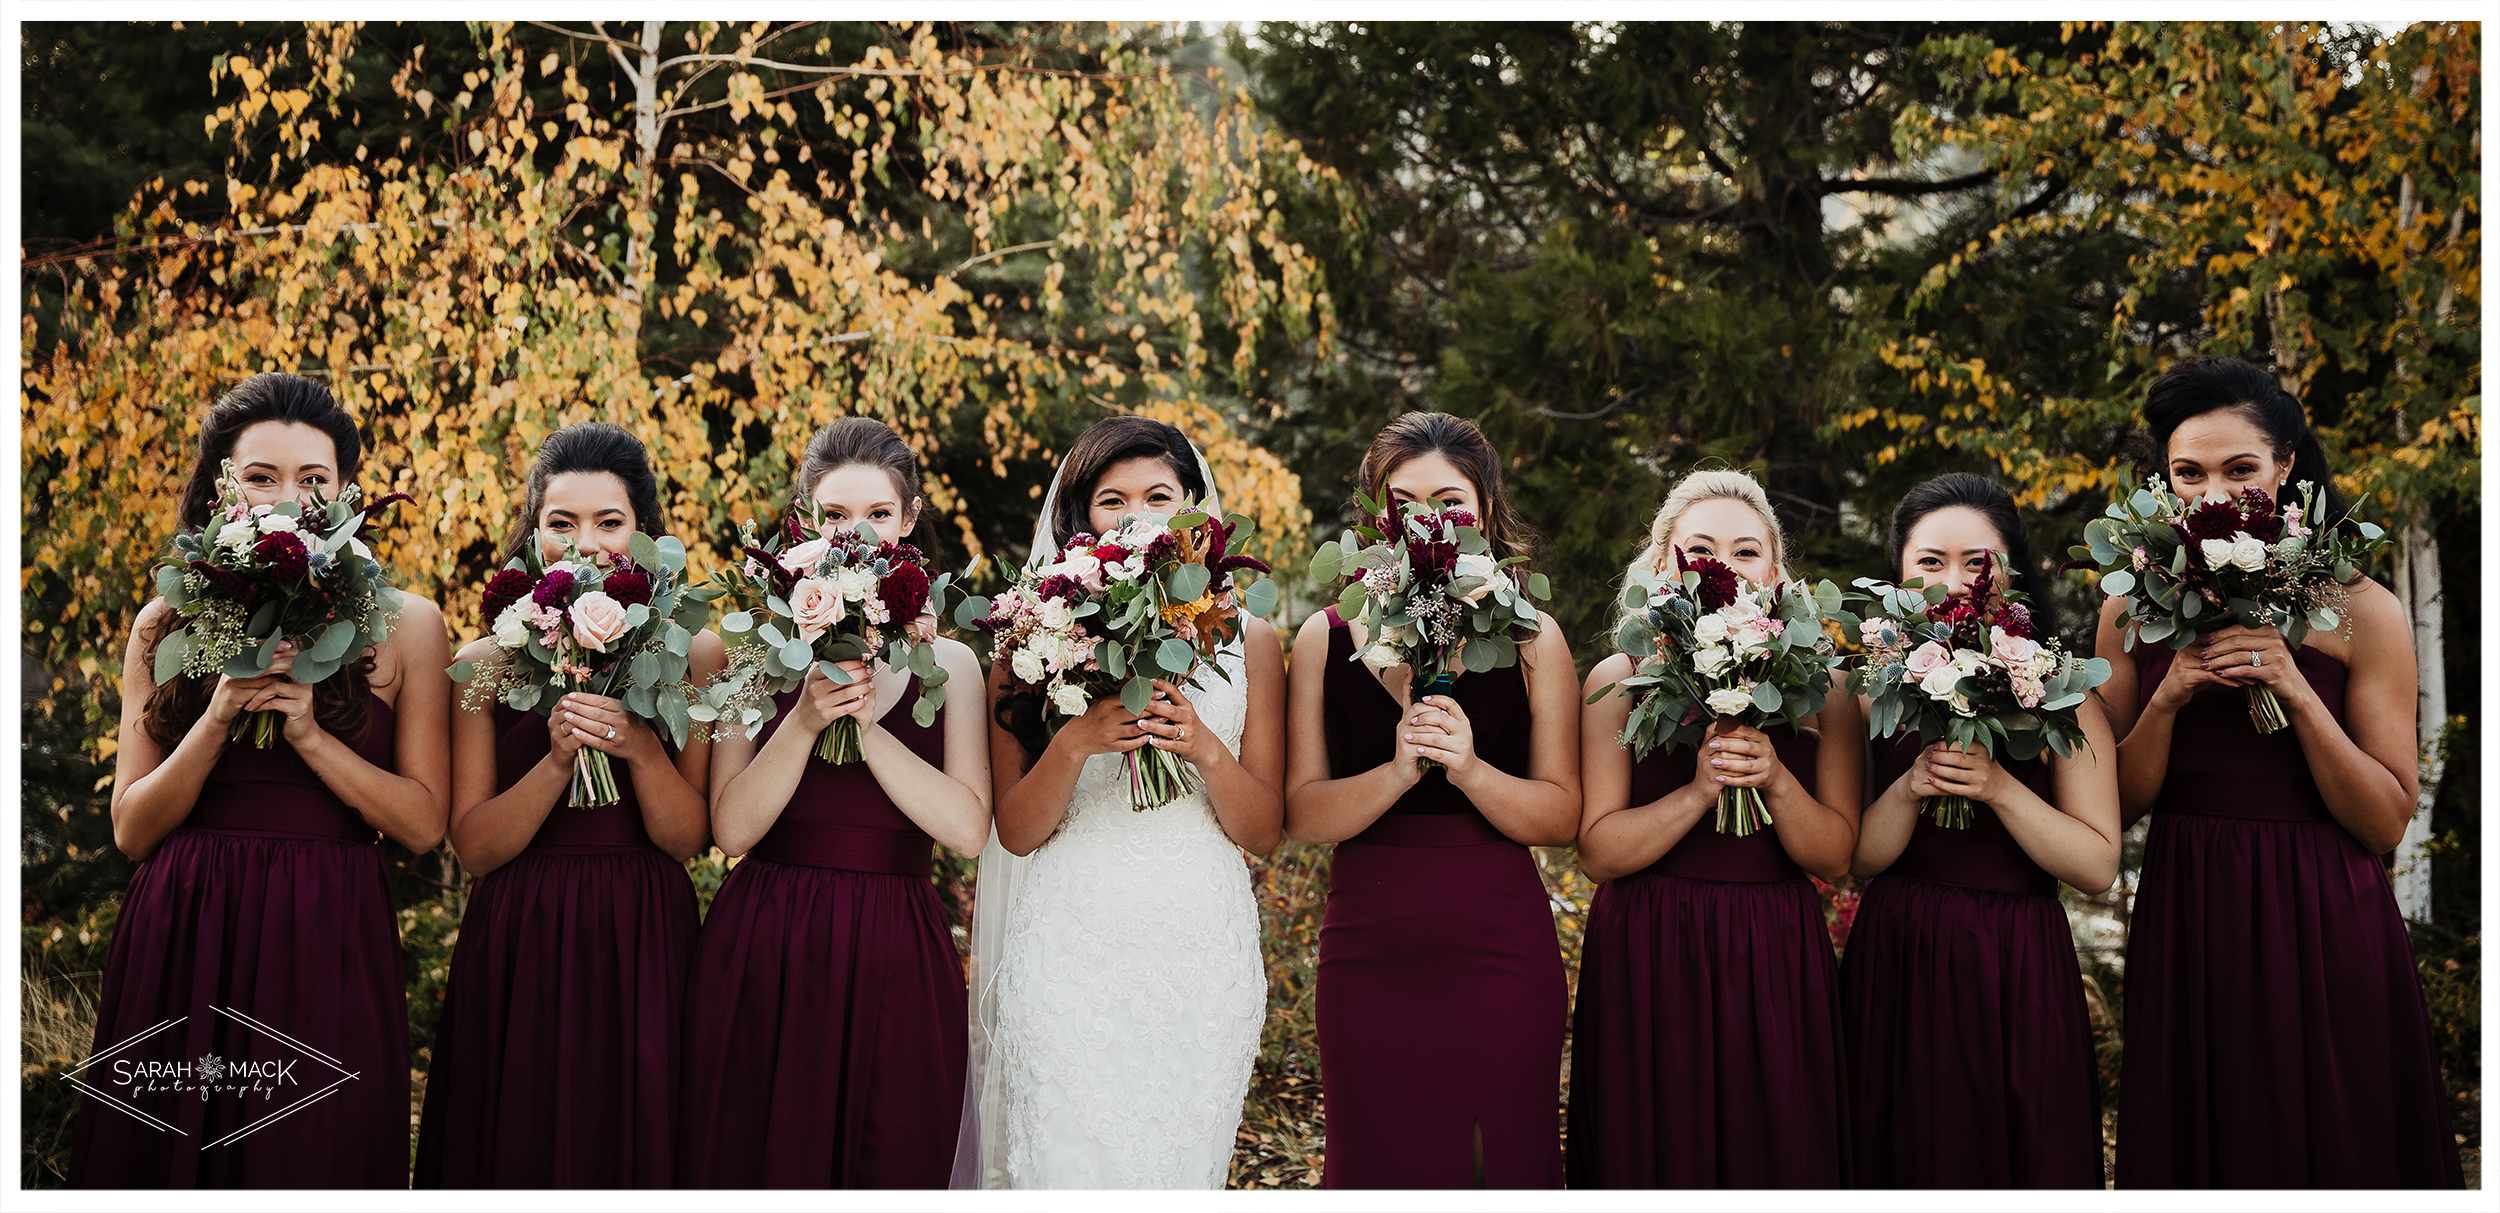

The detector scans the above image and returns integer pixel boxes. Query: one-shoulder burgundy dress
[1565,727,1849,1189]
[412,706,700,1188]
[69,698,410,1188]
[1840,736,2100,1187]
[2115,645,2460,1188]
[1313,608,1566,1188]
[677,679,966,1188]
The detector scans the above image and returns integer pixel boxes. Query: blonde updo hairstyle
[1623,468,1793,597]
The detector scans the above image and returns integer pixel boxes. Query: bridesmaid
[2101,356,2461,1188]
[1284,411,1581,1189]
[414,423,724,1188]
[1841,473,2119,1188]
[678,418,992,1187]
[71,373,451,1187]
[1567,469,1862,1189]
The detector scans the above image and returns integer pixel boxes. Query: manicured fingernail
[1709,741,1721,750]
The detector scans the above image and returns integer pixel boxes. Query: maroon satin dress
[412,706,700,1188]
[1313,608,1566,1188]
[69,698,410,1188]
[2116,645,2461,1187]
[677,678,967,1188]
[1840,736,2100,1187]
[1565,726,1850,1189]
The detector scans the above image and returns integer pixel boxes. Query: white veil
[949,433,1222,1189]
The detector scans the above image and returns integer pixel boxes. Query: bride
[953,416,1286,1189]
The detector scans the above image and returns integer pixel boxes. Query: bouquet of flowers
[1590,548,1850,836]
[448,532,721,806]
[706,507,957,762]
[150,459,412,747]
[1307,493,1549,770]
[2067,477,2388,733]
[964,504,1276,811]
[1851,552,2110,827]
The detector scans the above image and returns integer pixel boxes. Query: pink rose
[1904,640,1955,679]
[787,576,847,644]
[778,537,831,574]
[1059,552,1106,593]
[568,591,632,653]
[1989,626,2040,669]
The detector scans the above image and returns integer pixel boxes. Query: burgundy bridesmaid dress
[1840,735,2100,1187]
[68,698,410,1188]
[1313,607,1567,1188]
[411,706,700,1188]
[1565,726,1849,1189]
[2116,645,2462,1188]
[677,679,967,1188]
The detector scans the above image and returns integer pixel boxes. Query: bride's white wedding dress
[987,641,1265,1188]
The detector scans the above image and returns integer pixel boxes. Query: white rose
[1690,645,1733,678]
[1919,662,1966,703]
[1692,613,1731,645]
[836,565,879,601]
[1359,643,1404,673]
[255,512,299,535]
[1704,686,1756,717]
[216,519,258,549]
[2229,533,2269,573]
[491,602,532,650]
[1049,682,1091,717]
[2199,537,2237,569]
[1010,646,1046,685]
[1451,553,1503,605]
[1038,598,1075,632]
[778,537,831,574]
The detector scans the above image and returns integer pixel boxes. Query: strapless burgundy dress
[677,678,967,1188]
[1840,736,2100,1187]
[69,698,410,1188]
[1565,727,1849,1189]
[412,706,699,1188]
[1313,608,1566,1188]
[2115,645,2460,1187]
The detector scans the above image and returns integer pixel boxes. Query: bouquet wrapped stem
[1411,672,1455,772]
[1126,744,1202,812]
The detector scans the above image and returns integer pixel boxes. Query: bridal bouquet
[966,505,1276,810]
[1852,552,2109,827]
[1590,548,1849,836]
[449,532,720,805]
[2067,477,2387,733]
[1307,493,1549,770]
[150,459,412,747]
[707,507,956,761]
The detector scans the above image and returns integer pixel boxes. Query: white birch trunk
[2388,522,2442,922]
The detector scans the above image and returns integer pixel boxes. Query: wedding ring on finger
[605,725,617,740]
[2249,650,2263,668]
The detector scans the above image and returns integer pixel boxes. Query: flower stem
[1126,745,1203,811]
[228,710,279,749]
[570,748,620,807]
[2247,684,2290,735]
[817,717,864,764]
[1924,793,1973,829]
[1715,784,1773,836]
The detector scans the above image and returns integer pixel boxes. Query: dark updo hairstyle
[1885,472,2056,637]
[995,415,1210,764]
[1355,411,1533,566]
[144,373,377,748]
[1044,415,1207,549]
[499,422,666,561]
[2142,355,2348,525]
[792,416,933,549]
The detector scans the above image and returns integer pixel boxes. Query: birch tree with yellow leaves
[24,20,1338,759]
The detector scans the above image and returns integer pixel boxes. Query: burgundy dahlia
[1034,573,1081,603]
[2183,498,2244,543]
[1686,554,1741,611]
[880,562,932,622]
[2236,487,2283,542]
[1441,508,1479,530]
[252,531,311,581]
[602,565,654,608]
[1994,601,2036,640]
[481,568,536,625]
[532,569,577,608]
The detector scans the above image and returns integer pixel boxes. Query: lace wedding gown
[987,642,1266,1188]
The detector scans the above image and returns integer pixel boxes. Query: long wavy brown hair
[1354,410,1535,566]
[141,374,380,750]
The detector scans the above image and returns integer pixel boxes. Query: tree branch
[1529,383,1648,421]
[949,240,1058,278]
[1821,168,1996,198]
